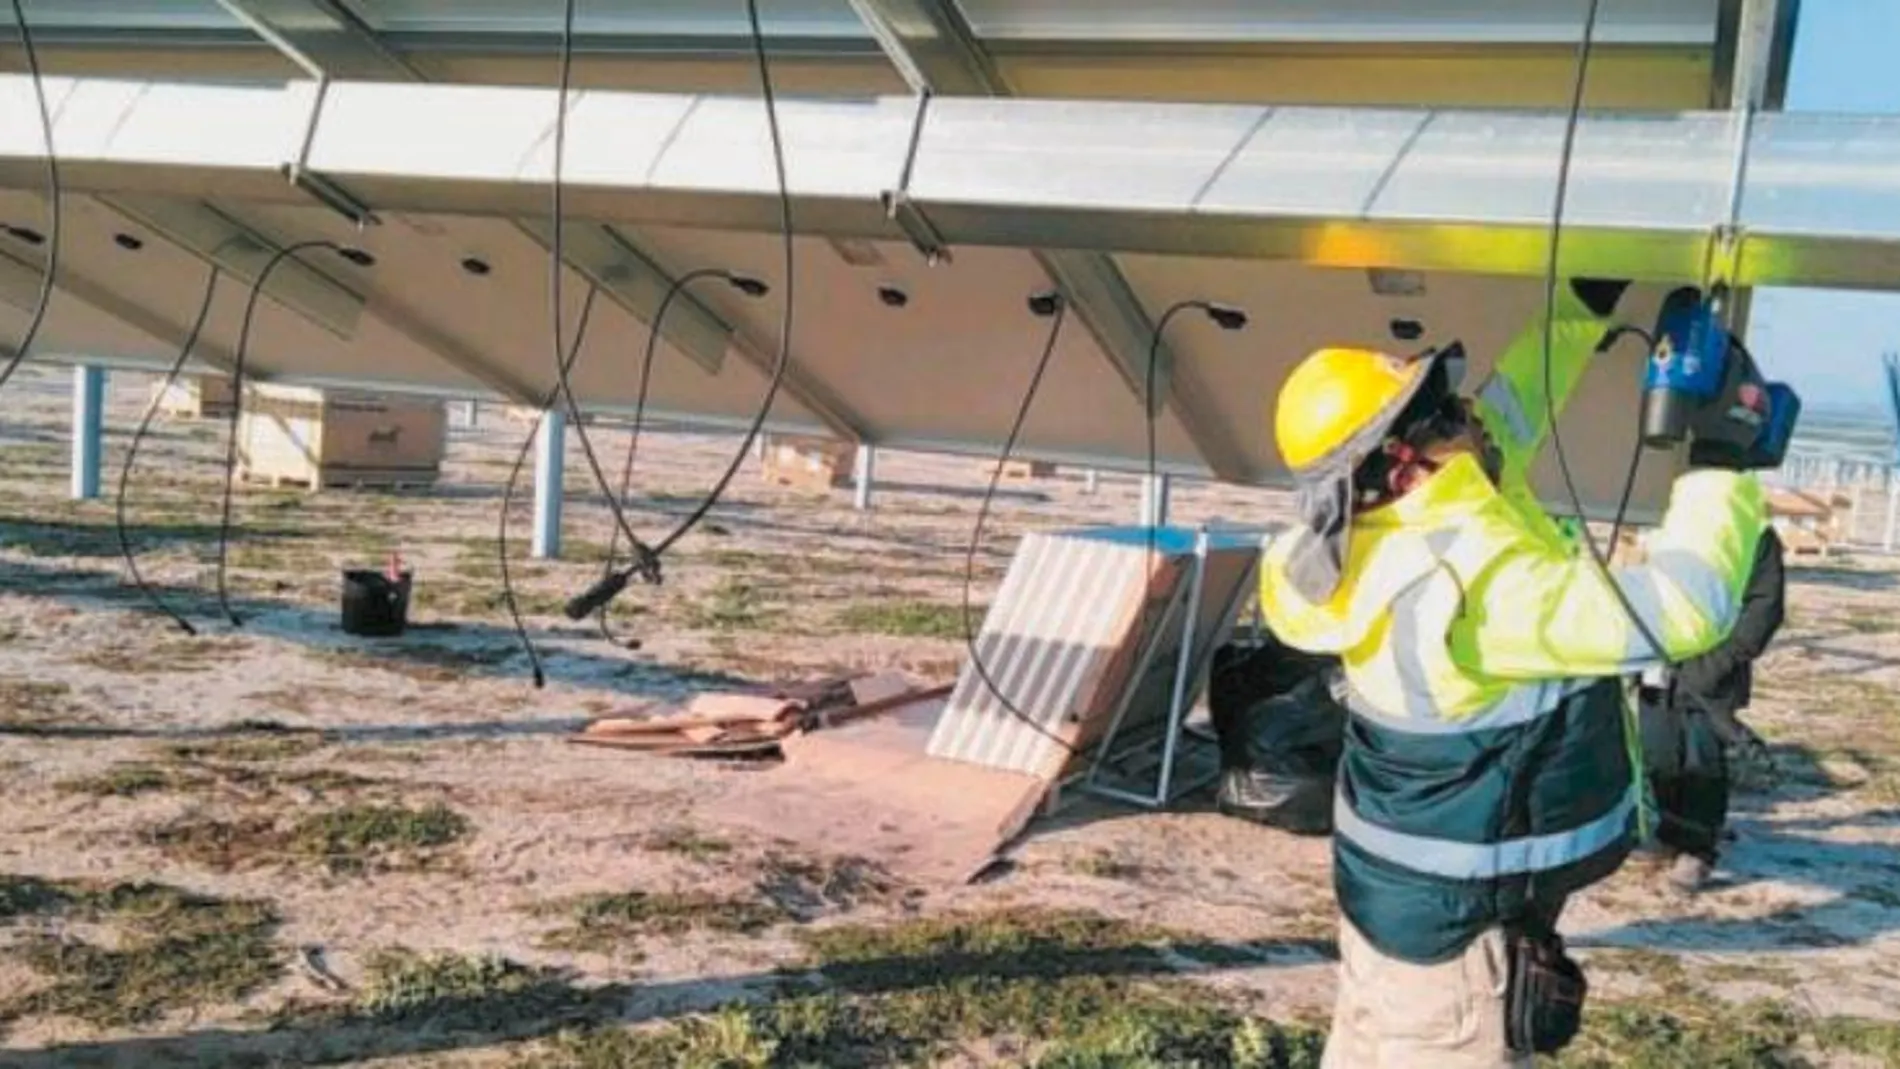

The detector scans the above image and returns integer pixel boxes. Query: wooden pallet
[242,467,441,492]
[999,459,1057,480]
[760,435,855,491]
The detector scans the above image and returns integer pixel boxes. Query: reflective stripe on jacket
[1260,284,1769,963]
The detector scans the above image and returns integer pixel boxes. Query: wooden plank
[709,697,1045,885]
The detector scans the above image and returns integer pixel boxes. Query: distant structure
[1885,353,1900,467]
[1885,353,1900,548]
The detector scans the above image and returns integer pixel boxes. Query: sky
[1748,1,1900,414]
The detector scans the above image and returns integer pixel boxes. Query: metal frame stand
[1079,526,1230,809]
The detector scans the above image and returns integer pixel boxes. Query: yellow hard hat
[1273,347,1429,472]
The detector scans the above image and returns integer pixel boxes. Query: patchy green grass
[150,802,469,874]
[225,542,333,574]
[679,576,786,632]
[0,676,75,731]
[516,908,1325,1069]
[69,634,247,675]
[1555,947,1900,1069]
[57,763,199,798]
[0,874,74,920]
[754,851,898,919]
[1838,611,1895,635]
[291,803,470,873]
[536,890,785,952]
[1813,1016,1900,1064]
[1064,849,1149,882]
[59,758,377,801]
[0,876,280,1028]
[644,825,734,861]
[166,721,328,763]
[310,643,520,685]
[701,548,864,580]
[355,950,597,1032]
[830,600,971,640]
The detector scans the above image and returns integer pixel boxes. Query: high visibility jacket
[1260,285,1768,963]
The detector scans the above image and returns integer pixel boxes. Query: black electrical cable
[116,267,221,635]
[597,268,768,647]
[650,0,794,557]
[0,0,61,395]
[499,285,601,689]
[1140,300,1245,639]
[560,0,797,621]
[215,240,342,628]
[959,296,1080,755]
[958,297,1247,760]
[1537,0,1672,665]
[540,0,664,593]
[1601,326,1657,553]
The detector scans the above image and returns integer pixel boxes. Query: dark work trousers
[1639,687,1731,861]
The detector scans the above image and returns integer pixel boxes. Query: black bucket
[340,569,412,638]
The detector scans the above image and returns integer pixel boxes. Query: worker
[1259,278,1767,1067]
[1637,524,1787,892]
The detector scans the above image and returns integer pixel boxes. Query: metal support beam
[1139,474,1171,528]
[1708,0,1789,381]
[214,0,422,81]
[70,366,105,500]
[513,220,731,376]
[533,409,565,560]
[1037,251,1252,482]
[0,240,243,375]
[845,0,1006,96]
[851,0,1253,482]
[218,2,869,442]
[722,334,870,444]
[1714,0,1800,110]
[853,444,876,511]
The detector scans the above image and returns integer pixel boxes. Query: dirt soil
[4,366,1900,1068]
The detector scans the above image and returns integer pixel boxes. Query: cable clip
[882,91,952,266]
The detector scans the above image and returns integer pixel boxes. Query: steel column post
[532,409,566,559]
[853,444,876,511]
[70,366,105,501]
[1140,474,1171,528]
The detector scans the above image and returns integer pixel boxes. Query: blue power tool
[1641,286,1800,470]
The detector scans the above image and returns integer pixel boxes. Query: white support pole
[532,409,565,560]
[1083,469,1099,495]
[70,366,105,501]
[853,444,875,511]
[1886,477,1898,552]
[1139,473,1171,528]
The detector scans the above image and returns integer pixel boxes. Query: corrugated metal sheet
[927,525,1260,780]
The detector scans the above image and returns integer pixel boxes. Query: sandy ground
[3,365,1900,1066]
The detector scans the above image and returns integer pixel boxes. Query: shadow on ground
[1785,563,1900,593]
[0,557,755,699]
[0,517,312,560]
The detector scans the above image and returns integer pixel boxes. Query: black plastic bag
[1209,642,1346,834]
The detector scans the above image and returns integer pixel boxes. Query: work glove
[1571,278,1630,318]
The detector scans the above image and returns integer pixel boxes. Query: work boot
[1216,768,1331,836]
[1668,853,1714,893]
[1626,841,1676,869]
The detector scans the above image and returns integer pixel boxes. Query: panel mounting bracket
[882,91,952,266]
